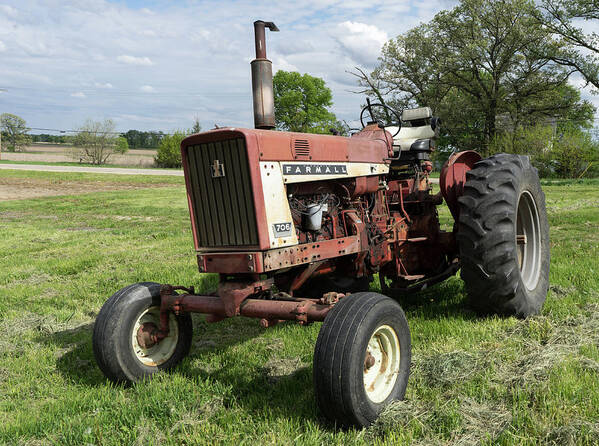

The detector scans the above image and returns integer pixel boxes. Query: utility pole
[0,88,6,159]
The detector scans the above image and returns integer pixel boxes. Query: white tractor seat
[386,106,438,152]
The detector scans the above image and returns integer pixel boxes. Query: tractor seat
[385,106,439,152]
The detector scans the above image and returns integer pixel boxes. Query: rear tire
[457,154,550,317]
[313,292,411,427]
[93,282,193,383]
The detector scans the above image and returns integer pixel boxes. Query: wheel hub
[131,306,179,366]
[136,322,159,349]
[363,324,401,403]
[516,190,542,290]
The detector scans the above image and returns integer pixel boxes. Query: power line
[28,127,173,135]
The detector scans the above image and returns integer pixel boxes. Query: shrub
[489,125,599,178]
[154,131,187,168]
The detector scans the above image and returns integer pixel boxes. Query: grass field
[1,144,157,167]
[0,171,598,445]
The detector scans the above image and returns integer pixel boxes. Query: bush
[154,131,187,168]
[489,125,599,178]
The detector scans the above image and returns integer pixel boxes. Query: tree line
[3,0,598,175]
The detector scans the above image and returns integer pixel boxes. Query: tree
[490,124,599,178]
[154,131,187,168]
[0,113,31,152]
[354,0,594,155]
[123,129,164,149]
[72,119,127,165]
[191,117,202,134]
[273,70,341,134]
[536,0,599,89]
[116,136,129,153]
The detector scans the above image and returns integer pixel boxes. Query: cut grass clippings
[0,171,597,445]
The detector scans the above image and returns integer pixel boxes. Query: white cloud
[70,92,86,98]
[0,4,17,17]
[0,41,5,52]
[117,55,153,66]
[140,85,155,93]
[271,54,298,72]
[0,0,467,132]
[331,21,388,67]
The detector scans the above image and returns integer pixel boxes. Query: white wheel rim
[131,306,179,366]
[516,191,542,291]
[363,324,401,403]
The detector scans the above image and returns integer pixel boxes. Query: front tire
[457,154,550,317]
[93,282,193,383]
[313,292,411,427]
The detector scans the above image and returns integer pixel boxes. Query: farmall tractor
[93,21,550,427]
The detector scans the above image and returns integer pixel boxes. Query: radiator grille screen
[186,138,259,247]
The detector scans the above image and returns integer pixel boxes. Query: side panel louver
[292,138,311,159]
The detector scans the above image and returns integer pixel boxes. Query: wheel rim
[363,324,401,403]
[131,306,179,366]
[516,190,542,291]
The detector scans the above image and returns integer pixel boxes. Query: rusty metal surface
[263,235,362,271]
[218,278,273,317]
[198,252,263,274]
[251,20,278,129]
[439,150,482,221]
[159,287,336,323]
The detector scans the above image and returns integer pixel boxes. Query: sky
[0,0,597,134]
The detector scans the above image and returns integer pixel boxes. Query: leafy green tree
[123,129,164,149]
[536,0,599,88]
[73,119,126,165]
[354,0,594,154]
[0,113,31,152]
[490,124,599,178]
[154,131,187,168]
[273,70,341,134]
[116,136,129,153]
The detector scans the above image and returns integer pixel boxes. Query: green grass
[0,172,598,445]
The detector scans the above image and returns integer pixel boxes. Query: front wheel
[313,292,411,427]
[93,282,193,383]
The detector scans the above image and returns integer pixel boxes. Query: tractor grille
[185,138,259,248]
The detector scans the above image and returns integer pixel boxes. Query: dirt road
[0,163,183,176]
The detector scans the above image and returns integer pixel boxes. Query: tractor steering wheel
[359,99,402,137]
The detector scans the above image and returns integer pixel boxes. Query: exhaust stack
[251,20,279,130]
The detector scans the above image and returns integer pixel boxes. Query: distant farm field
[0,170,598,445]
[1,144,157,167]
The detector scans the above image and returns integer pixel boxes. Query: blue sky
[0,0,596,134]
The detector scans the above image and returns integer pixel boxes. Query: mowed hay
[262,357,307,383]
[367,397,511,445]
[416,350,483,387]
[367,304,599,443]
[543,421,599,445]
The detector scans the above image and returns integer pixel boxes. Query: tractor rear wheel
[457,154,550,317]
[313,292,411,427]
[93,282,193,383]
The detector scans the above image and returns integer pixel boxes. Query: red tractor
[93,21,550,427]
